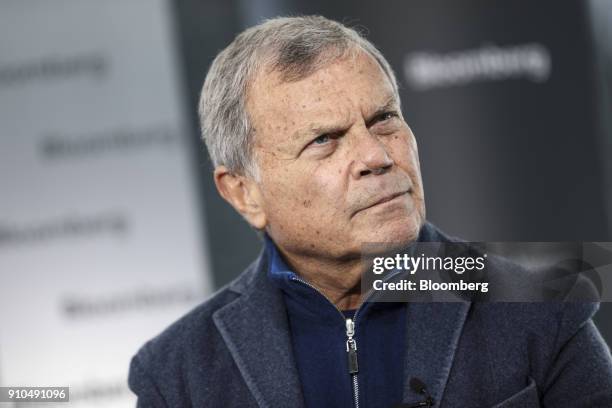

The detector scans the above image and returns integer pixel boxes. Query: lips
[354,190,411,216]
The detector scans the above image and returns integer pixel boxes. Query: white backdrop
[0,0,212,406]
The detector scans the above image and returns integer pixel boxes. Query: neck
[278,248,365,311]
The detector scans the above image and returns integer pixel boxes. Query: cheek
[262,166,350,247]
[387,134,424,186]
[264,165,346,218]
[386,133,416,166]
[298,167,347,214]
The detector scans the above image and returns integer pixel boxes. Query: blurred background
[1,0,611,406]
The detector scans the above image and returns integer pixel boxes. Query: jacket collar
[213,250,305,408]
[212,222,471,407]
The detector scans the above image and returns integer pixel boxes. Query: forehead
[246,51,397,143]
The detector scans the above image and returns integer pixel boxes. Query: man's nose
[349,128,394,179]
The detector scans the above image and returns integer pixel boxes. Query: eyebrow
[292,95,398,141]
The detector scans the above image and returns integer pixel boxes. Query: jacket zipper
[291,277,365,408]
[290,265,404,407]
[345,318,360,408]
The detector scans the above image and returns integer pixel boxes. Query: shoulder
[133,283,240,366]
[424,222,602,364]
[127,254,265,405]
[133,250,264,360]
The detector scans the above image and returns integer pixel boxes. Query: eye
[299,133,338,157]
[378,111,398,122]
[367,111,399,128]
[312,134,331,145]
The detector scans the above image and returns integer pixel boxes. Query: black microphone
[408,377,435,407]
[392,377,435,408]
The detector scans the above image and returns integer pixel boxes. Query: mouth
[354,190,411,217]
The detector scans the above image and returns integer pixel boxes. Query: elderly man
[128,16,612,407]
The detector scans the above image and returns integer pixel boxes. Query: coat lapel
[400,222,473,404]
[402,301,471,406]
[213,251,305,408]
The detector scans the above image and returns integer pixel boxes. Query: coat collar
[213,250,305,408]
[212,222,471,407]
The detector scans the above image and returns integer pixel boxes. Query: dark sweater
[265,235,406,408]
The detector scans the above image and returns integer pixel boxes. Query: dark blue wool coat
[128,223,612,407]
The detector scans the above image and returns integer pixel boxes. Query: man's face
[247,50,425,259]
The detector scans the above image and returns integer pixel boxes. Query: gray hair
[198,15,400,178]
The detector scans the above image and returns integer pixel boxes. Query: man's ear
[213,165,267,230]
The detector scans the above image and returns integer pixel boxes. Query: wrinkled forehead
[245,50,399,144]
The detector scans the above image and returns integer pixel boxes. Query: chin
[356,214,423,250]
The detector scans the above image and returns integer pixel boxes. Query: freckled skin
[244,51,426,307]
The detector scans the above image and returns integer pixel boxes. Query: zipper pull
[345,318,359,374]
